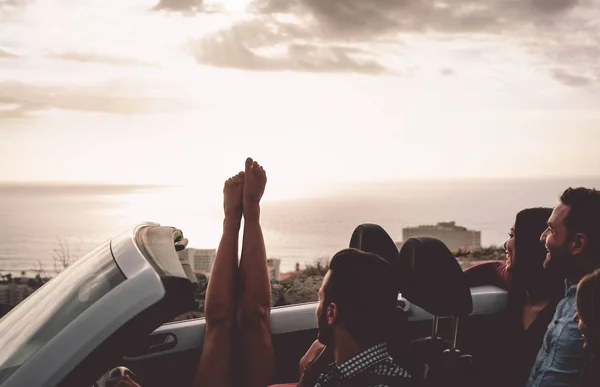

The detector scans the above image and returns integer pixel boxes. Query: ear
[327,302,338,326]
[570,233,588,256]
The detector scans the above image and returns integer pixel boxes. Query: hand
[299,340,326,376]
[297,340,333,387]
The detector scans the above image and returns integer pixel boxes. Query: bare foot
[223,171,244,220]
[243,157,266,220]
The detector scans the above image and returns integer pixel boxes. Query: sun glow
[1,0,600,193]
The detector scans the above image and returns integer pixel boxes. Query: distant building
[267,258,281,281]
[178,248,282,281]
[178,248,217,273]
[0,283,35,307]
[279,262,302,281]
[398,221,481,252]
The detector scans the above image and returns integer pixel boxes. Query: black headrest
[350,223,412,294]
[398,237,473,317]
[349,223,399,265]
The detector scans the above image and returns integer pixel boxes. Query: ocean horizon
[1,176,598,275]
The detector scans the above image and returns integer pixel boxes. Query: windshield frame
[0,227,165,387]
[0,240,124,383]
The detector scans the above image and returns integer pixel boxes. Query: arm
[297,342,334,387]
[299,340,326,376]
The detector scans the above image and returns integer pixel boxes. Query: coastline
[0,246,505,320]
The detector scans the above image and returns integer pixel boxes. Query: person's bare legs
[237,157,275,387]
[193,172,244,387]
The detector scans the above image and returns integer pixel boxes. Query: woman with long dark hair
[575,269,600,387]
[464,207,565,387]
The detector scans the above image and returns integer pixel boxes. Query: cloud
[0,102,26,119]
[551,68,595,87]
[153,0,204,11]
[187,0,598,82]
[0,0,26,7]
[530,0,578,13]
[254,0,582,38]
[519,17,600,86]
[0,81,192,117]
[0,46,18,58]
[50,51,157,67]
[3,0,595,85]
[190,19,388,74]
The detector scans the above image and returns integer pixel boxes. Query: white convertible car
[0,223,508,387]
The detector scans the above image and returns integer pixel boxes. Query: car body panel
[0,227,166,387]
[123,285,507,363]
[0,222,511,387]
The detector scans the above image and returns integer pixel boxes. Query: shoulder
[357,359,412,387]
[343,358,413,387]
[369,359,411,378]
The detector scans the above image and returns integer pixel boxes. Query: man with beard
[526,187,600,387]
[297,248,412,387]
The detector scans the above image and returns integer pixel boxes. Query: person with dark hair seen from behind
[526,187,600,387]
[464,207,565,387]
[295,248,412,387]
[575,269,600,387]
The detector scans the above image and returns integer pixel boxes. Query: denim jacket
[526,283,586,387]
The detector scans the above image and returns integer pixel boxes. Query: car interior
[395,236,475,386]
[57,223,509,387]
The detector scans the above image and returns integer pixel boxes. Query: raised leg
[237,158,275,387]
[193,172,244,387]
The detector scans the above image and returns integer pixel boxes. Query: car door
[121,285,508,387]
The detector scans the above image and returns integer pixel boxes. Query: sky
[1,0,600,200]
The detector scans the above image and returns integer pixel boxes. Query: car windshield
[0,240,125,384]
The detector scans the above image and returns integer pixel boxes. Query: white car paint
[124,285,507,362]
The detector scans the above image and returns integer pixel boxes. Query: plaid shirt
[314,343,411,387]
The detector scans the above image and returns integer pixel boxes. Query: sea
[1,177,599,275]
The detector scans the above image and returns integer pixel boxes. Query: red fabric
[463,261,512,292]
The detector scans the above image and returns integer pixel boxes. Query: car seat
[397,237,476,387]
